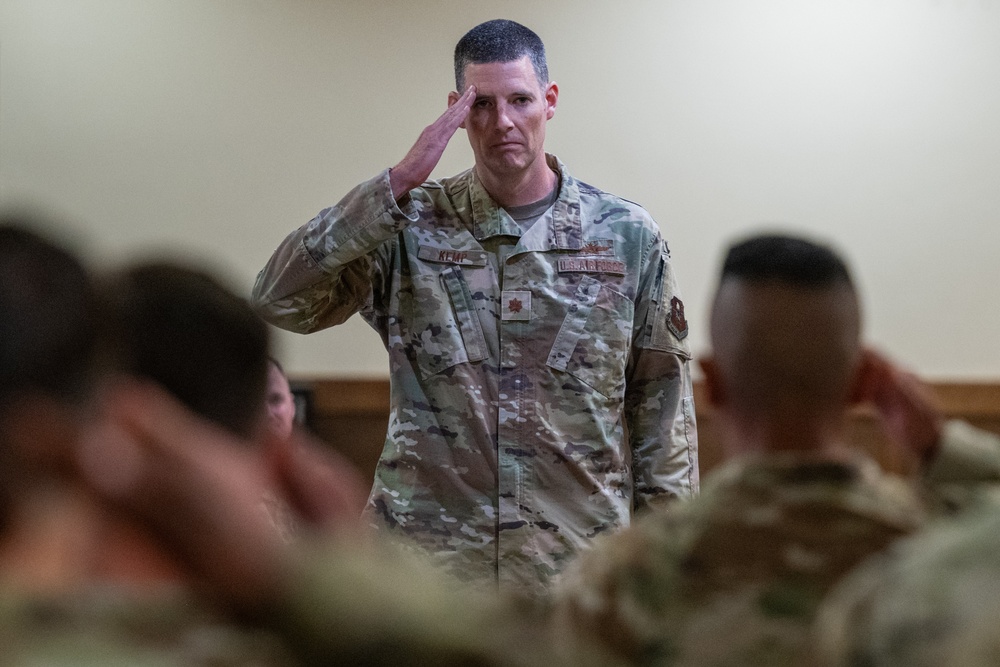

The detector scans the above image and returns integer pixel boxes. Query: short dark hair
[0,220,100,413]
[454,19,548,90]
[102,262,270,440]
[721,234,854,288]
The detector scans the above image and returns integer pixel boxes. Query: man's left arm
[625,236,699,511]
[860,348,1000,484]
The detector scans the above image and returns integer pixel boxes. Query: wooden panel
[292,377,390,415]
[290,378,1000,482]
[936,383,1000,417]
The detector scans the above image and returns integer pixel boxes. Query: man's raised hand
[389,86,476,201]
[861,348,944,462]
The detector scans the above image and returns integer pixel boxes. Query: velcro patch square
[501,291,531,321]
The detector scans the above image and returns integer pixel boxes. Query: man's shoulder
[413,168,475,199]
[569,179,662,248]
[551,157,652,215]
[574,178,652,216]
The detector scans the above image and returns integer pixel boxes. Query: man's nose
[494,103,515,131]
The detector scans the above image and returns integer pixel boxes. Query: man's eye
[474,100,490,108]
[514,97,530,105]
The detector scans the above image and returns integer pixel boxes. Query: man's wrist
[388,164,418,202]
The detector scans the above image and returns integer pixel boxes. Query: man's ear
[545,81,559,120]
[698,356,725,408]
[447,91,467,129]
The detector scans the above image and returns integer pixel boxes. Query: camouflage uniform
[273,538,622,666]
[549,452,925,666]
[812,421,1000,667]
[0,545,600,667]
[0,586,295,666]
[924,420,1000,485]
[809,511,1000,667]
[252,154,698,594]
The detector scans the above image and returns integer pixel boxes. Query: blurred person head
[0,218,102,528]
[699,233,867,456]
[265,358,296,439]
[101,262,270,441]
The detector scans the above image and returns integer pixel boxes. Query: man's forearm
[251,169,413,333]
[627,349,700,507]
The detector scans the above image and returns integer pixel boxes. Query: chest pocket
[546,275,634,400]
[405,265,488,378]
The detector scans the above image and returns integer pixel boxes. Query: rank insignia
[502,290,531,321]
[667,296,688,340]
[579,239,616,256]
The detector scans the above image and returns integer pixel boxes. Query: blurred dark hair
[102,262,270,439]
[721,234,854,288]
[0,220,100,413]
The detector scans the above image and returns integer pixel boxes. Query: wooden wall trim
[934,383,1000,417]
[293,378,1000,419]
[294,378,1000,479]
[290,377,389,415]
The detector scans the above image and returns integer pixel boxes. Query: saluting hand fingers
[436,85,476,134]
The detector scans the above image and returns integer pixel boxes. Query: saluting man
[252,19,697,594]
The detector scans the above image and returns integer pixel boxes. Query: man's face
[265,363,296,439]
[450,56,558,182]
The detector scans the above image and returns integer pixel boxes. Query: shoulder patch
[667,296,689,340]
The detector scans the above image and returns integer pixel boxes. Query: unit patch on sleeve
[667,296,689,340]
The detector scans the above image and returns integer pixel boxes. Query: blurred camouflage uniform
[0,543,599,667]
[812,421,1000,667]
[920,419,1000,514]
[549,452,925,666]
[271,538,622,667]
[252,154,698,594]
[0,586,295,666]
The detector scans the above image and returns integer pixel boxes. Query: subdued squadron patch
[667,295,689,340]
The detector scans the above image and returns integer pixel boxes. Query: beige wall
[3,0,999,378]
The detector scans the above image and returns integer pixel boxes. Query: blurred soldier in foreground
[0,222,297,663]
[810,377,1000,665]
[0,218,603,665]
[813,496,1000,667]
[550,234,935,665]
[100,262,368,538]
[252,18,697,593]
[86,379,616,667]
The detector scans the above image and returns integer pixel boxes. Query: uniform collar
[467,154,584,251]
